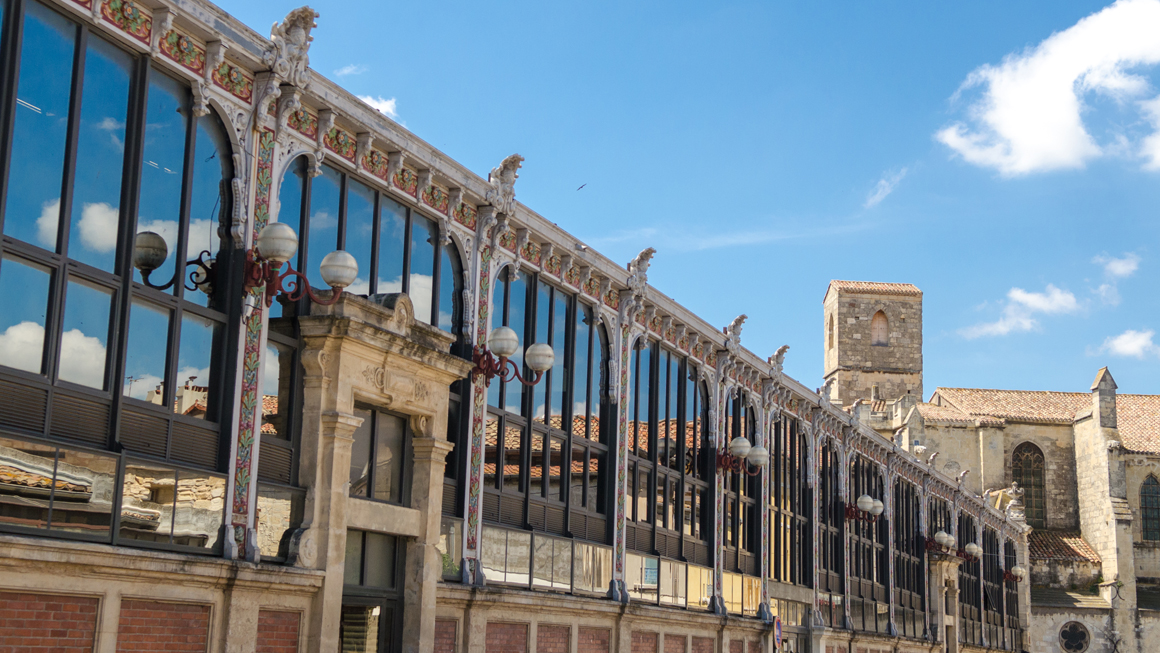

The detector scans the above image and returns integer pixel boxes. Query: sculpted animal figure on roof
[486,154,525,215]
[267,6,318,88]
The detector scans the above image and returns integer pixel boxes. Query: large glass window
[482,268,608,543]
[817,440,843,628]
[723,394,758,576]
[958,513,983,647]
[1144,475,1160,541]
[770,414,811,586]
[350,407,409,505]
[893,479,925,639]
[342,529,403,653]
[849,455,887,634]
[0,2,240,555]
[983,528,1004,647]
[1012,442,1045,529]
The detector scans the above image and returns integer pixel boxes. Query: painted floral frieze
[498,231,517,252]
[323,127,356,161]
[363,150,390,182]
[604,288,619,310]
[393,166,418,197]
[287,109,318,139]
[519,241,541,265]
[453,202,477,229]
[211,61,254,103]
[159,29,206,74]
[564,265,580,288]
[543,256,561,277]
[102,0,152,44]
[583,277,601,299]
[421,186,450,215]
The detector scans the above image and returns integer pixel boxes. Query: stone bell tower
[823,280,923,407]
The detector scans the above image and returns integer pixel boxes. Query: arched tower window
[1012,443,1046,529]
[871,310,888,346]
[828,314,835,350]
[1143,476,1160,541]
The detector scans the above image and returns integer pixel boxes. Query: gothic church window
[827,314,834,350]
[1012,442,1046,529]
[1143,475,1160,541]
[871,310,888,346]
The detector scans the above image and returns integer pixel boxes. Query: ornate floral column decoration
[460,156,522,584]
[607,247,654,601]
[227,5,317,560]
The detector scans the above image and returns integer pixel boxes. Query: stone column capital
[412,436,455,464]
[320,411,363,441]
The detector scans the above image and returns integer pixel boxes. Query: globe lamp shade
[856,494,875,513]
[934,531,950,547]
[488,327,520,359]
[320,250,359,289]
[256,222,299,264]
[1012,565,1027,580]
[746,445,769,468]
[871,499,885,516]
[133,231,169,273]
[525,343,555,372]
[728,436,752,459]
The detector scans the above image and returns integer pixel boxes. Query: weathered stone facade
[823,282,923,408]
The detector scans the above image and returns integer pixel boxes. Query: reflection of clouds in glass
[346,277,370,295]
[55,327,108,389]
[0,321,45,373]
[136,218,215,259]
[77,202,120,253]
[177,365,210,387]
[378,276,403,293]
[37,198,60,248]
[96,116,125,150]
[310,210,336,230]
[124,373,162,400]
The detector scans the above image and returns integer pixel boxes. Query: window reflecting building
[0,3,1035,653]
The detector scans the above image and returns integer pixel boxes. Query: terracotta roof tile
[934,388,1090,425]
[1028,531,1101,564]
[827,280,922,298]
[914,402,1005,427]
[1117,394,1160,453]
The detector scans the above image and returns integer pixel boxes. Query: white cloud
[124,373,162,400]
[864,168,908,208]
[0,321,45,374]
[57,327,108,389]
[37,198,60,248]
[1093,252,1140,277]
[1100,328,1159,357]
[961,284,1080,338]
[358,95,398,119]
[1097,282,1121,306]
[335,64,367,77]
[936,0,1160,175]
[77,202,120,253]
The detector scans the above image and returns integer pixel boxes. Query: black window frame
[770,414,811,587]
[342,528,405,653]
[958,512,983,647]
[349,404,413,508]
[849,455,887,634]
[818,439,844,628]
[892,478,925,640]
[1143,475,1160,541]
[1012,442,1046,530]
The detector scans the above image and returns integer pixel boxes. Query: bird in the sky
[577,184,586,190]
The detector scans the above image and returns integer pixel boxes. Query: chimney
[1091,367,1117,429]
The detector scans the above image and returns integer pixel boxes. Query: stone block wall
[1029,607,1109,653]
[1003,423,1080,531]
[1030,557,1100,589]
[1074,417,1117,574]
[0,591,98,653]
[824,290,922,407]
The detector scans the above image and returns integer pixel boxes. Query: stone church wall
[823,290,922,407]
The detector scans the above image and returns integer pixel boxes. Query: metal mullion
[108,52,149,449]
[369,191,380,295]
[429,217,441,325]
[171,69,198,302]
[400,208,411,295]
[336,172,347,250]
[0,0,26,236]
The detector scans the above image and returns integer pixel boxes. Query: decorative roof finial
[266,7,318,89]
[724,314,747,355]
[486,154,524,215]
[768,344,789,376]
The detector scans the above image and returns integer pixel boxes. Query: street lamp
[716,434,769,476]
[1004,565,1027,583]
[132,231,217,295]
[471,326,555,387]
[242,222,358,307]
[846,493,884,522]
[964,542,982,559]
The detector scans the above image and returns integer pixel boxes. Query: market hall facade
[0,1,1031,651]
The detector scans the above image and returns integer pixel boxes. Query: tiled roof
[1028,531,1101,563]
[933,388,1160,453]
[934,388,1090,425]
[914,402,1005,427]
[1117,394,1160,453]
[826,280,922,298]
[1030,587,1109,610]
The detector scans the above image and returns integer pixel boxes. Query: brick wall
[256,610,300,653]
[116,599,210,653]
[632,631,658,653]
[0,591,98,653]
[748,641,761,653]
[730,640,743,653]
[578,627,610,653]
[537,624,570,653]
[434,619,457,653]
[692,636,715,653]
[664,634,686,653]
[485,622,527,653]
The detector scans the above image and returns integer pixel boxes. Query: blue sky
[225,0,1160,395]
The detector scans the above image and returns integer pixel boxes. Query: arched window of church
[1142,476,1160,541]
[871,310,888,346]
[828,314,835,350]
[1012,442,1046,529]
